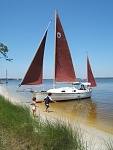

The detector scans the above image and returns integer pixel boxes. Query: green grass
[0,95,86,150]
[0,95,113,150]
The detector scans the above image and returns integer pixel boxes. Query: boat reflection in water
[43,98,97,124]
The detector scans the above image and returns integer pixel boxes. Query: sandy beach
[1,85,113,150]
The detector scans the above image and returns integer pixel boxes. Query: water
[1,78,113,134]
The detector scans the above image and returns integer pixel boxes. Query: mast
[54,11,76,83]
[53,10,57,88]
[6,69,8,84]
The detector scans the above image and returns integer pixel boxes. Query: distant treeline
[0,77,113,81]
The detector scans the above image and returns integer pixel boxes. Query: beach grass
[104,137,113,150]
[0,95,86,150]
[1,95,113,150]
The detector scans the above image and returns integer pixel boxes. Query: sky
[0,0,113,79]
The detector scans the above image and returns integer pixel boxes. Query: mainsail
[54,12,76,82]
[87,53,96,87]
[20,30,48,85]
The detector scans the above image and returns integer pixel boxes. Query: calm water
[1,78,113,134]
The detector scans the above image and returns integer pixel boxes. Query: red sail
[21,31,48,85]
[55,12,76,82]
[87,54,96,87]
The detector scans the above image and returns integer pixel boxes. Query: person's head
[32,97,36,101]
[48,93,52,96]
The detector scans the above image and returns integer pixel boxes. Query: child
[31,97,38,117]
[44,93,56,113]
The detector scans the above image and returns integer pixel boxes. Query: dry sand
[1,85,113,150]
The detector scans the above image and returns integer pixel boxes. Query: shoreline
[36,102,113,149]
[0,85,113,149]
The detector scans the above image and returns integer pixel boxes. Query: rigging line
[46,12,54,31]
[74,50,86,80]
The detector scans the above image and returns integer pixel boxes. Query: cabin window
[73,90,76,92]
[41,91,47,92]
[61,90,65,92]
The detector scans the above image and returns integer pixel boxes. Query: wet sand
[1,85,113,149]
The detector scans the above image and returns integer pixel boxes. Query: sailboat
[20,11,96,101]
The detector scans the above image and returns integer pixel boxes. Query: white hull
[34,87,92,102]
